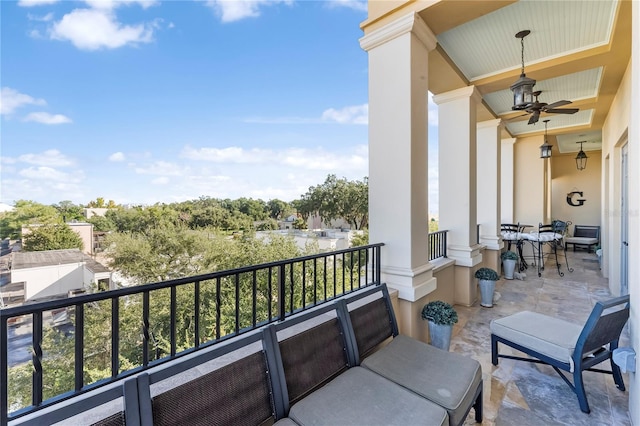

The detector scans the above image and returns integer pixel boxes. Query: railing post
[32,311,43,407]
[142,291,150,366]
[111,297,119,378]
[75,304,84,391]
[278,264,286,321]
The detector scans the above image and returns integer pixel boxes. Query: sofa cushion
[564,236,598,245]
[288,366,448,426]
[361,335,481,426]
[491,311,583,369]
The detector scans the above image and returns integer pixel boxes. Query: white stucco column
[477,119,503,249]
[360,13,437,307]
[433,86,483,306]
[501,138,516,223]
[627,1,639,423]
[477,119,503,273]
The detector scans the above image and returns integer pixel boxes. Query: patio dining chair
[526,221,573,277]
[490,294,630,413]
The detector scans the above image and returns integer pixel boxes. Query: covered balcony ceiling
[419,0,631,154]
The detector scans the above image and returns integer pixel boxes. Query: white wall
[14,263,85,300]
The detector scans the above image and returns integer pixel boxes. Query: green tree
[296,175,369,230]
[53,200,85,222]
[267,199,291,220]
[22,224,84,252]
[0,200,60,239]
[86,215,116,232]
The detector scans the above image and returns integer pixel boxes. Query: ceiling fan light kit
[509,30,579,124]
[511,30,536,110]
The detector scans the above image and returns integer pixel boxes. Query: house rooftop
[12,249,109,273]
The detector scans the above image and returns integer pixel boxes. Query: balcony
[454,249,631,425]
[1,241,630,425]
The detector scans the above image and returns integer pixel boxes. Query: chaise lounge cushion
[361,335,482,426]
[288,366,448,426]
[490,311,583,370]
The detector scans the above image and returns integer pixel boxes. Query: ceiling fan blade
[545,108,579,114]
[544,100,571,109]
[506,112,529,121]
[528,111,540,125]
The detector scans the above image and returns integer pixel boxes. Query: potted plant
[475,267,499,308]
[421,300,458,351]
[501,250,518,280]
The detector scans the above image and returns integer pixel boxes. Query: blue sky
[1,0,438,210]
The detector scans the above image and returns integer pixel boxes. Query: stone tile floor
[458,249,631,425]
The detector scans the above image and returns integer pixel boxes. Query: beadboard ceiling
[418,0,631,154]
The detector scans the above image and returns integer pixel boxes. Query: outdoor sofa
[24,284,482,426]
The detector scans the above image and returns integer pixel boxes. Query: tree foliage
[0,200,60,239]
[298,175,368,229]
[22,224,84,252]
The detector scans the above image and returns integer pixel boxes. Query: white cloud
[23,111,72,124]
[50,8,154,50]
[27,12,55,21]
[321,104,368,124]
[134,160,187,176]
[205,0,292,23]
[181,146,269,163]
[325,0,367,12]
[109,152,126,162]
[84,0,158,10]
[19,166,82,182]
[245,103,369,125]
[18,0,59,7]
[181,144,368,173]
[0,87,46,115]
[151,176,169,185]
[18,149,74,167]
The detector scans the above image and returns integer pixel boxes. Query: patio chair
[490,294,630,413]
[527,221,573,277]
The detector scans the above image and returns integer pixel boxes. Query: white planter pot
[427,321,453,351]
[479,279,496,307]
[503,259,517,279]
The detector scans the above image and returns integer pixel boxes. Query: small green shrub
[475,267,499,281]
[421,301,458,325]
[501,250,518,261]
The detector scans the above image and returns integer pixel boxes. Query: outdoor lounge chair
[490,294,630,413]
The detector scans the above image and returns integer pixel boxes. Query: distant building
[10,249,112,303]
[22,222,95,256]
[256,229,362,252]
[83,208,109,218]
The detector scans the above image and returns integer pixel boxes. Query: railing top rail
[1,243,384,317]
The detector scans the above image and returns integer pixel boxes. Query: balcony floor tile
[458,250,630,425]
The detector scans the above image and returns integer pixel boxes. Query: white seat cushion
[527,232,562,242]
[491,311,583,369]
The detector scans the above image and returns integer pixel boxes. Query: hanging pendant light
[539,119,552,158]
[511,30,537,110]
[575,141,588,171]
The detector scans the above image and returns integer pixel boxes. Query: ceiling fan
[509,30,579,124]
[521,91,579,125]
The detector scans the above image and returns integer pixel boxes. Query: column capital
[477,118,503,130]
[432,85,482,106]
[501,137,517,146]
[359,12,437,52]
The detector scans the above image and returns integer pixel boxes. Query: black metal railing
[428,230,448,260]
[1,243,383,424]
